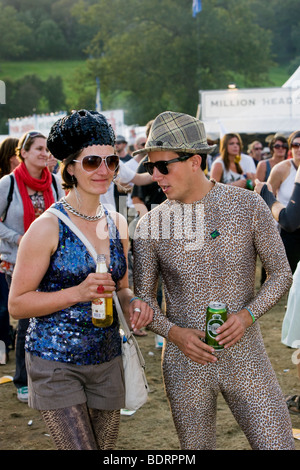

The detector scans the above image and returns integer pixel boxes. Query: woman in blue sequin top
[8,110,153,450]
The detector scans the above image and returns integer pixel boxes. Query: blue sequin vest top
[25,203,127,365]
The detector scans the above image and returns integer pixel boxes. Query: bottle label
[92,299,106,319]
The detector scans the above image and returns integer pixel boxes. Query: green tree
[0,75,66,133]
[71,0,273,124]
[35,19,68,59]
[0,2,32,59]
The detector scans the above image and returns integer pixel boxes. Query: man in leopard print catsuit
[132,111,295,450]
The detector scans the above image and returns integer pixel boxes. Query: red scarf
[14,162,55,232]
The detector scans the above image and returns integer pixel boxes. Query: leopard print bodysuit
[133,181,294,450]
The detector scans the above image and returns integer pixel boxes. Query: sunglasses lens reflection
[106,155,119,171]
[144,161,168,175]
[81,155,119,172]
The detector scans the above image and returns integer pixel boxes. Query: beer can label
[206,314,224,339]
[205,302,227,350]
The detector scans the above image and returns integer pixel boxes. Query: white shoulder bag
[47,207,149,411]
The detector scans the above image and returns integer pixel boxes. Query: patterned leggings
[41,404,120,450]
[163,334,295,450]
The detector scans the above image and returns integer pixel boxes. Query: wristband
[129,296,142,304]
[244,307,255,323]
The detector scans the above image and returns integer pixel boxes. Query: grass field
[0,60,88,106]
[0,59,291,92]
[268,65,292,86]
[0,60,85,81]
[0,60,292,125]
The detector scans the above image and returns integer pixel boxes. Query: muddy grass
[0,281,299,451]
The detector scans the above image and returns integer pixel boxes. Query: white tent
[199,66,300,138]
[282,65,300,89]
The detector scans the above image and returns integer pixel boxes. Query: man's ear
[190,154,202,171]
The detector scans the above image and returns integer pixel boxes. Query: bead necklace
[61,197,104,221]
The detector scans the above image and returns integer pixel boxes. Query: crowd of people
[0,108,299,450]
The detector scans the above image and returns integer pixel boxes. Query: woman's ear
[66,162,75,177]
[20,148,27,160]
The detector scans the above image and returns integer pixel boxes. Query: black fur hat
[47,109,115,160]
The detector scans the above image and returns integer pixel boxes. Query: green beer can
[205,302,227,350]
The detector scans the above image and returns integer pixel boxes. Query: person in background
[256,134,288,183]
[114,135,132,212]
[248,140,263,167]
[8,110,153,450]
[0,131,64,401]
[255,147,300,416]
[210,133,255,188]
[0,137,19,177]
[206,136,220,175]
[131,121,165,218]
[133,111,294,450]
[267,133,297,206]
[266,131,300,274]
[0,137,19,363]
[123,135,147,225]
[131,121,166,321]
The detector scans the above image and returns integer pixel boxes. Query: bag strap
[51,174,59,200]
[2,174,14,222]
[47,206,135,342]
[2,174,58,223]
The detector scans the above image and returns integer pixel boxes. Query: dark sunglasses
[73,154,119,173]
[291,142,300,149]
[273,144,288,149]
[254,147,263,151]
[144,154,193,176]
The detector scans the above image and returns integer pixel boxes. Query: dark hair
[60,151,80,190]
[177,152,207,171]
[220,133,243,173]
[269,135,288,158]
[0,137,19,177]
[288,130,300,148]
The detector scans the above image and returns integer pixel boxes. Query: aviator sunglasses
[73,154,119,173]
[144,154,194,176]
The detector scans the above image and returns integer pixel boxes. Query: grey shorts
[25,352,125,411]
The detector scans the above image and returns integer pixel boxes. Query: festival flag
[95,77,102,112]
[192,0,202,17]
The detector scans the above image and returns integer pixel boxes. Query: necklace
[61,197,105,221]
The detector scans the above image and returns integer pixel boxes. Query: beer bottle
[246,179,254,190]
[92,254,113,328]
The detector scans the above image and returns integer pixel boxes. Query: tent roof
[282,66,300,88]
[200,67,300,137]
